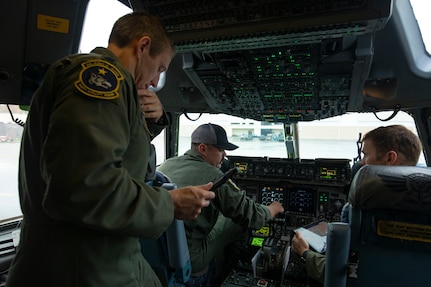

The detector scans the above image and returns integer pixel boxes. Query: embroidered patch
[227,179,241,191]
[74,60,124,99]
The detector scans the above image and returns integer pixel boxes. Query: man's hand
[138,89,163,123]
[291,230,310,256]
[169,183,216,220]
[268,201,284,218]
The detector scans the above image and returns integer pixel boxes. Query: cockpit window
[0,105,26,220]
[410,0,431,53]
[178,111,425,165]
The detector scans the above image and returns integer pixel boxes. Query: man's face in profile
[361,139,386,165]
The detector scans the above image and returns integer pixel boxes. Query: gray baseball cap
[191,123,239,151]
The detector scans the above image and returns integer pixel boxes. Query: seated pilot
[157,123,285,286]
[291,124,422,285]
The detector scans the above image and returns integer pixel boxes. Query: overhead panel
[144,0,392,122]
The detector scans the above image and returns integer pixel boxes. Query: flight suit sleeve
[304,250,326,284]
[214,179,271,229]
[40,62,174,239]
[146,110,170,140]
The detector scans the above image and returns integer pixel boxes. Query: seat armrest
[324,222,351,287]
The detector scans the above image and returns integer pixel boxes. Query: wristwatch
[301,250,310,262]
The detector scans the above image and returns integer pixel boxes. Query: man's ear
[137,36,151,55]
[385,150,398,165]
[198,143,208,157]
[197,143,206,154]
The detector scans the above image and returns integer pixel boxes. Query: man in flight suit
[157,123,285,286]
[291,124,422,285]
[6,12,215,287]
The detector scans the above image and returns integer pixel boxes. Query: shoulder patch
[227,179,241,191]
[74,60,124,100]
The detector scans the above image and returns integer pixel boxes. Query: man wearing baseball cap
[191,123,240,151]
[157,123,284,286]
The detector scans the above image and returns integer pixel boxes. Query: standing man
[7,12,215,287]
[158,123,285,286]
[291,124,422,285]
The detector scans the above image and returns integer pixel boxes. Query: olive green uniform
[304,250,326,284]
[157,149,271,273]
[7,48,173,287]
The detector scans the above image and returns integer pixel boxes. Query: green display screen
[234,162,248,174]
[320,167,337,179]
[250,237,264,247]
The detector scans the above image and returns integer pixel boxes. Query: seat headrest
[348,165,431,214]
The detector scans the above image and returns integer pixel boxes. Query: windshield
[177,111,425,164]
[0,105,27,220]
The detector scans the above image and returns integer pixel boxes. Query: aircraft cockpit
[2,0,431,287]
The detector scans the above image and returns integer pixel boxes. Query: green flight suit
[304,250,326,285]
[7,47,173,287]
[157,149,271,273]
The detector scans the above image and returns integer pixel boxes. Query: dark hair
[362,124,422,165]
[108,12,174,57]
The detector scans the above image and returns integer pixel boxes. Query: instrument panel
[221,155,352,286]
[228,155,350,223]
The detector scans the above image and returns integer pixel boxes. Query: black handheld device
[211,167,238,190]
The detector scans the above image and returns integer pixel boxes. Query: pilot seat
[325,164,431,287]
[141,145,192,287]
